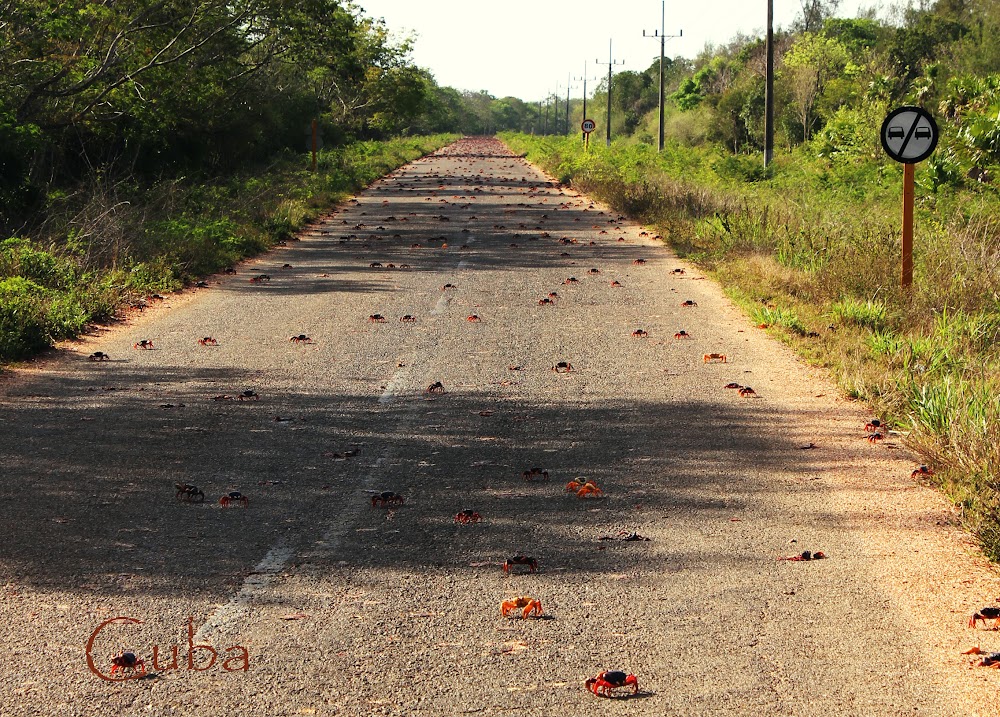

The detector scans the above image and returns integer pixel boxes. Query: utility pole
[554,86,560,136]
[574,61,598,142]
[566,73,573,137]
[764,0,774,167]
[643,1,682,152]
[599,39,624,147]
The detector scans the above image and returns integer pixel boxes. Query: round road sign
[581,118,596,134]
[880,106,938,164]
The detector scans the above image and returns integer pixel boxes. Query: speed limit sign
[581,119,596,134]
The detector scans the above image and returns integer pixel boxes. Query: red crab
[454,509,482,524]
[425,381,445,395]
[290,334,313,344]
[501,596,542,618]
[175,483,205,502]
[671,268,685,275]
[738,386,757,398]
[681,300,698,307]
[88,351,110,361]
[969,607,1000,629]
[503,555,538,574]
[249,274,271,283]
[219,491,249,508]
[236,390,259,401]
[911,465,934,479]
[588,268,601,274]
[864,419,883,432]
[566,480,602,498]
[522,468,549,482]
[467,315,482,322]
[198,337,218,346]
[110,651,146,678]
[585,671,638,697]
[552,361,573,373]
[609,280,622,287]
[400,315,417,323]
[703,353,727,363]
[538,297,555,306]
[368,314,387,323]
[724,382,742,389]
[632,259,647,265]
[564,277,579,284]
[674,330,690,339]
[632,329,648,338]
[133,340,154,350]
[866,432,884,443]
[371,491,404,507]
[441,283,457,290]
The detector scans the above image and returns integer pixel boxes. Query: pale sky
[356,0,882,101]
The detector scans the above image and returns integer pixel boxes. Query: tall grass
[503,131,1000,560]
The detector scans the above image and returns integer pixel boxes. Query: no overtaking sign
[880,106,938,164]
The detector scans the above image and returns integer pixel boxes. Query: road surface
[1,137,998,716]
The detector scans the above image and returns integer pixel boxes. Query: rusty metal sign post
[581,118,596,152]
[880,106,939,288]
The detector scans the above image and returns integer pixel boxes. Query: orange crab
[566,480,602,497]
[703,353,727,363]
[501,596,543,619]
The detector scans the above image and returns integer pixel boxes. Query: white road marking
[430,293,451,316]
[194,183,479,641]
[194,541,296,642]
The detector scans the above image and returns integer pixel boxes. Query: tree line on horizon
[493,0,1000,188]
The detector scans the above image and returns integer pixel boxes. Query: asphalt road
[1,137,999,716]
